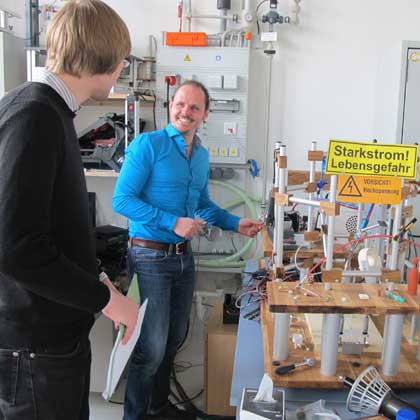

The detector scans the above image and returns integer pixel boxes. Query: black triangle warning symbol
[339,176,362,197]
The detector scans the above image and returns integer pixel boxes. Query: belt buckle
[175,242,184,255]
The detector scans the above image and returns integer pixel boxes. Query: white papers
[252,374,276,403]
[102,298,148,400]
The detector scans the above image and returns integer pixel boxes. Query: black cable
[256,0,269,12]
[107,399,123,405]
[408,232,412,260]
[409,231,418,257]
[315,210,320,231]
[172,389,204,406]
[152,91,157,130]
[255,0,269,34]
[177,317,190,352]
[170,366,235,420]
[166,81,170,124]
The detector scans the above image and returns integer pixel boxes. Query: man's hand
[101,278,121,330]
[237,218,263,237]
[101,279,139,345]
[173,217,205,238]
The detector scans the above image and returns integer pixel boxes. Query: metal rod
[356,203,364,233]
[382,198,404,374]
[289,197,321,208]
[187,0,192,31]
[320,174,340,376]
[272,147,279,253]
[272,144,290,361]
[274,145,286,269]
[25,0,39,48]
[261,54,273,208]
[307,141,317,232]
[326,175,337,270]
[273,141,281,185]
[189,13,231,19]
[341,271,382,278]
[219,9,227,32]
[287,185,306,192]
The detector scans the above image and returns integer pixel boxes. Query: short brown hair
[46,0,131,77]
[172,81,210,111]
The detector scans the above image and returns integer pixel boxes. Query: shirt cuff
[223,214,240,231]
[159,211,178,231]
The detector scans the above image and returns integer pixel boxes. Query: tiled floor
[90,301,209,420]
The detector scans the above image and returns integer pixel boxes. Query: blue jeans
[123,245,195,420]
[0,336,91,420]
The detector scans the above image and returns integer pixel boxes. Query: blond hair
[46,0,131,77]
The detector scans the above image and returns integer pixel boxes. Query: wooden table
[261,282,420,389]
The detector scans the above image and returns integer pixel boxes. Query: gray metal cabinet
[0,31,25,98]
[398,41,420,144]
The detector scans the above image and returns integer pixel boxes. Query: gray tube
[382,314,404,376]
[273,313,290,361]
[321,313,341,376]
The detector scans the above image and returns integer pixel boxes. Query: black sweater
[0,82,110,348]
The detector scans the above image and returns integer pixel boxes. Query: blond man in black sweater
[0,1,138,419]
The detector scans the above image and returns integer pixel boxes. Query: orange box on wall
[166,32,207,46]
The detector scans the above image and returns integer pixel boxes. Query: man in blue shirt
[113,80,261,420]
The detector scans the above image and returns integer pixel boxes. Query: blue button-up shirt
[112,124,240,243]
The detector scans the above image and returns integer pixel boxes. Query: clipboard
[102,273,148,400]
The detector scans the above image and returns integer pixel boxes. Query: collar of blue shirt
[165,123,201,155]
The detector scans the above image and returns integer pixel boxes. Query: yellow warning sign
[326,140,418,179]
[337,175,402,204]
[184,54,192,62]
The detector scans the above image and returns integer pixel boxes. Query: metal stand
[382,201,403,375]
[272,144,290,361]
[320,175,340,376]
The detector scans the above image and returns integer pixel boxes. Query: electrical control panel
[156,46,250,164]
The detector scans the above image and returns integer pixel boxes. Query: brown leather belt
[130,237,190,255]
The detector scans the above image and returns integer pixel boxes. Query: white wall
[4,0,420,193]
